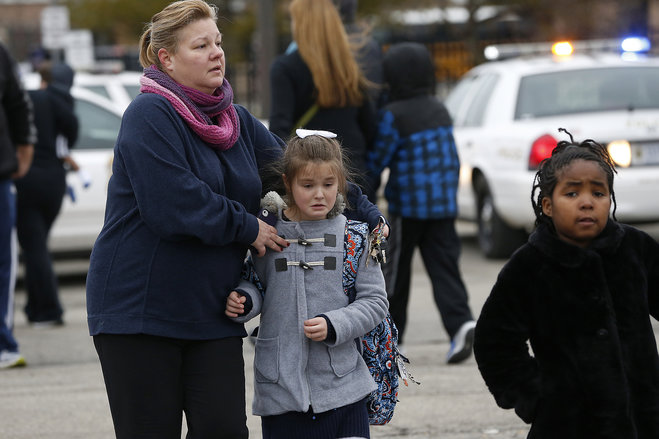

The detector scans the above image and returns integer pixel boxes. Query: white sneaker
[446,320,476,364]
[0,350,26,369]
[30,319,64,329]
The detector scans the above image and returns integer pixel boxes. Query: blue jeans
[0,179,19,352]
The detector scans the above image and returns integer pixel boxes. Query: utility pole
[256,0,276,119]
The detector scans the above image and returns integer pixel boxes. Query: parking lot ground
[3,221,658,438]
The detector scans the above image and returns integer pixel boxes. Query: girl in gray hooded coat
[226,129,388,439]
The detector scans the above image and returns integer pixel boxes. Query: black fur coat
[474,221,659,438]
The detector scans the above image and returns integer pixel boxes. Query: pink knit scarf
[139,65,240,151]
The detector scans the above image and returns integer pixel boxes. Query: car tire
[476,180,527,259]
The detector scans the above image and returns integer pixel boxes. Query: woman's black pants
[94,334,248,439]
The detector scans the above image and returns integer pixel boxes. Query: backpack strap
[343,220,368,304]
[291,102,319,136]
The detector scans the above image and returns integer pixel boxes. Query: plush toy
[257,191,287,227]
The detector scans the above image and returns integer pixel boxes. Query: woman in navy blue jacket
[85,1,383,438]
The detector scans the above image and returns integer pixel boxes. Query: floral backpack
[343,220,418,425]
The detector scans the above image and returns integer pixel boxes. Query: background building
[1,0,657,117]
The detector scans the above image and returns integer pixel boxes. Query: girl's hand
[303,317,328,341]
[383,224,390,238]
[251,218,289,257]
[225,291,246,317]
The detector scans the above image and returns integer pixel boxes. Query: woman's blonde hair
[139,0,219,70]
[289,0,368,108]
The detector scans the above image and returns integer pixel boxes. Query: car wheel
[476,181,527,259]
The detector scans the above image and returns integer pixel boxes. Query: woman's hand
[303,317,328,341]
[251,218,289,257]
[225,291,246,317]
[11,144,33,179]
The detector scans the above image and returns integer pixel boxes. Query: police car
[72,70,142,111]
[445,37,659,258]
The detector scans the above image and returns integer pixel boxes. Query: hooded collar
[383,42,435,101]
[51,62,74,92]
[528,220,625,268]
[258,190,346,224]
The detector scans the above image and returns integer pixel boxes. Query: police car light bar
[484,37,651,61]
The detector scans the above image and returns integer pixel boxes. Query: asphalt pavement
[3,222,658,438]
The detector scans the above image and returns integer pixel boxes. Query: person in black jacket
[269,0,378,202]
[15,61,78,326]
[333,0,384,108]
[0,41,36,368]
[368,42,476,364]
[474,134,659,437]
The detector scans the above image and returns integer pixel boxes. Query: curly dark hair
[531,128,618,228]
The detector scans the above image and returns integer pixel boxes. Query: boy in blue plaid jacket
[367,42,476,364]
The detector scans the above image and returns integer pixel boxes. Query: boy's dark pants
[383,215,473,345]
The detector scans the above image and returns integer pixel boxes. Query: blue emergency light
[621,37,651,54]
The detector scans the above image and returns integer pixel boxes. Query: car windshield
[75,99,122,150]
[515,66,659,119]
[81,84,112,100]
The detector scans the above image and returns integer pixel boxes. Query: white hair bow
[296,129,337,139]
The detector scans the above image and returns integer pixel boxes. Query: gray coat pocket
[328,343,359,377]
[254,336,279,383]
